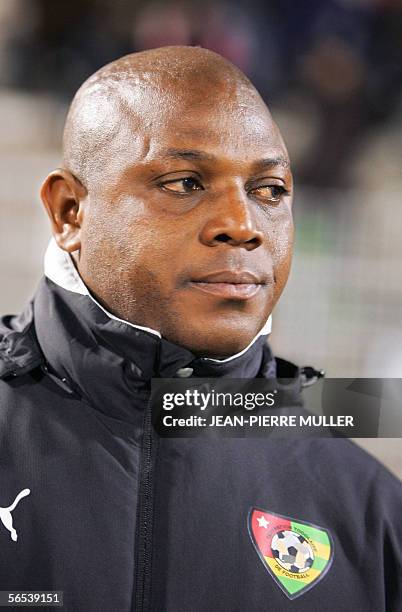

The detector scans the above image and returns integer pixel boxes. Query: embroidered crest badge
[248,507,334,600]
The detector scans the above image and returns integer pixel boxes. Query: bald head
[62,46,272,187]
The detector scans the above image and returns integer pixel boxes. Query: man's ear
[40,169,87,253]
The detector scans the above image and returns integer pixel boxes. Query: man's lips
[188,270,266,300]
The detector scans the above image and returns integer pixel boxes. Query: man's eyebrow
[159,149,290,169]
[253,156,290,171]
[163,148,217,162]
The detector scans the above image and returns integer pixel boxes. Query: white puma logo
[0,489,30,541]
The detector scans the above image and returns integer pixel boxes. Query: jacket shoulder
[300,436,402,512]
[0,303,43,379]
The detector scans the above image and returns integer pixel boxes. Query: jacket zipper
[134,400,156,612]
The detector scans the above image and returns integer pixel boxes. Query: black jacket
[0,277,401,611]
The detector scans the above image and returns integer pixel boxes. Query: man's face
[77,84,294,358]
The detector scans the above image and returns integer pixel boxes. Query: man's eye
[250,185,287,202]
[160,177,203,193]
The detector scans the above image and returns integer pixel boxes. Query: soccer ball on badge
[271,530,314,573]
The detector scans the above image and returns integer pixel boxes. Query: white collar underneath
[44,238,272,364]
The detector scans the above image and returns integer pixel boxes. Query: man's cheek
[272,214,294,261]
[270,223,293,292]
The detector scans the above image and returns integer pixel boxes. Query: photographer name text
[162,414,354,428]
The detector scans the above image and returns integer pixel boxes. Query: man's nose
[199,187,264,250]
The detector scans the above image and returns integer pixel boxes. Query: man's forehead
[134,109,288,168]
[114,73,273,127]
[117,87,286,157]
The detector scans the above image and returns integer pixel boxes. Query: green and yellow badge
[248,507,334,600]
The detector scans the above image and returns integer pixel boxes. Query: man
[0,46,400,611]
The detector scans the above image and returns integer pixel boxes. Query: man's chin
[158,303,271,358]
[168,327,264,360]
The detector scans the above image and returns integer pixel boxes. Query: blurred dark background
[2,0,402,187]
[0,1,401,470]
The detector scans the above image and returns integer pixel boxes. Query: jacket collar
[43,238,273,364]
[32,278,277,422]
[32,277,275,381]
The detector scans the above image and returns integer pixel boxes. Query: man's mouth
[188,270,266,300]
